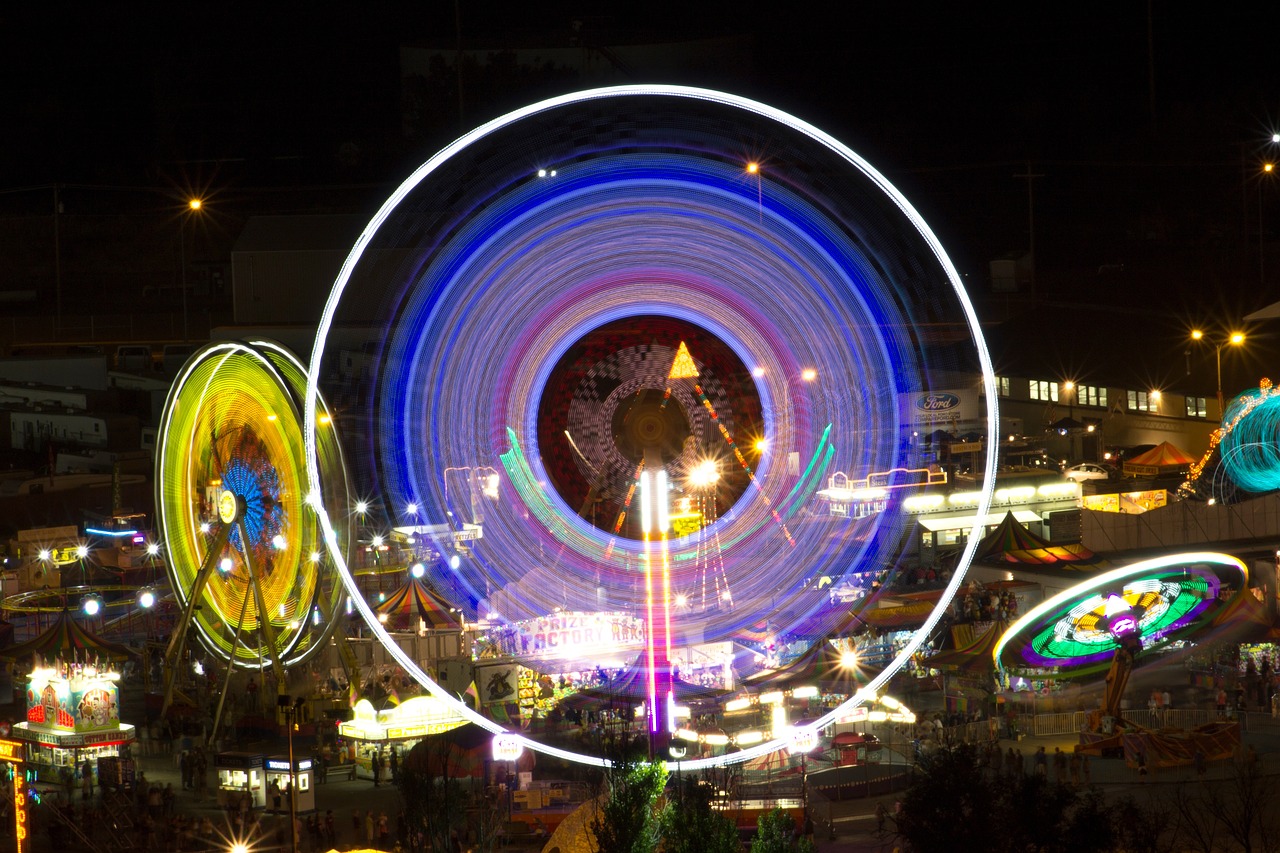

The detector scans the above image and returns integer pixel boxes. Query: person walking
[372,750,382,787]
[1033,746,1047,777]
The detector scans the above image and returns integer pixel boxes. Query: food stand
[337,696,468,779]
[9,662,136,782]
[215,751,266,810]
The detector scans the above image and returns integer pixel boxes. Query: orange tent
[1122,441,1196,477]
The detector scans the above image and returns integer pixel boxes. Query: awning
[917,510,1042,532]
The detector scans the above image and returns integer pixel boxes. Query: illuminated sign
[915,393,960,412]
[493,734,523,761]
[494,611,647,660]
[0,738,24,853]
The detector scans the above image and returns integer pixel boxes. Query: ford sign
[916,393,960,412]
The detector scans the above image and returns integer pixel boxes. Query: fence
[1031,707,1224,737]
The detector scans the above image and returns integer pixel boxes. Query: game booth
[8,661,136,783]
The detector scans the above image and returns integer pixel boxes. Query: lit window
[996,376,1011,397]
[1127,390,1158,413]
[1029,380,1059,402]
[1076,384,1107,408]
[1185,396,1207,418]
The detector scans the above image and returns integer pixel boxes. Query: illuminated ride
[994,552,1247,745]
[156,340,351,715]
[1184,377,1280,503]
[306,85,997,768]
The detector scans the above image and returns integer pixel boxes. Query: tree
[660,775,740,853]
[590,759,667,853]
[750,808,815,853]
[897,743,1000,853]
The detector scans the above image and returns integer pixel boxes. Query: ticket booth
[264,755,315,814]
[215,752,266,810]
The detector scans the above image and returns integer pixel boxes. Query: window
[996,376,1011,397]
[1029,380,1058,402]
[1186,396,1207,418]
[1128,390,1158,413]
[1076,384,1107,408]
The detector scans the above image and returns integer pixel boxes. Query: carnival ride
[155,340,353,724]
[994,552,1248,757]
[1184,377,1280,503]
[295,86,998,769]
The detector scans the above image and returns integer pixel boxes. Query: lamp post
[1263,162,1275,287]
[1191,330,1245,414]
[279,695,304,853]
[789,728,819,833]
[180,198,203,342]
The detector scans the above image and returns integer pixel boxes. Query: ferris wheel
[155,340,351,708]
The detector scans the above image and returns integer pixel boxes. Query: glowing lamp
[411,562,426,578]
[82,596,101,617]
[449,555,461,570]
[137,589,156,609]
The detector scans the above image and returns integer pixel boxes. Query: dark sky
[4,3,1279,321]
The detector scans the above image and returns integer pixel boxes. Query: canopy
[1122,441,1196,477]
[374,578,459,629]
[558,665,727,710]
[926,620,1007,674]
[0,609,135,663]
[740,640,858,692]
[973,511,1099,566]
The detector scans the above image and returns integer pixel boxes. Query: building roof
[231,215,365,253]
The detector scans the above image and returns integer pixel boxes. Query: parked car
[1064,462,1114,482]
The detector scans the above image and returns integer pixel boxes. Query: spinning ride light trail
[994,552,1247,679]
[157,341,351,716]
[1182,378,1280,502]
[306,85,998,769]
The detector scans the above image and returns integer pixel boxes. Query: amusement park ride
[994,553,1251,763]
[147,85,1001,772]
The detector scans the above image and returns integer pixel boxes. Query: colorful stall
[9,661,136,781]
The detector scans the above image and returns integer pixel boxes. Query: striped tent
[374,578,459,629]
[974,511,1100,566]
[0,608,135,663]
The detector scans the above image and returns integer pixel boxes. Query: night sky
[4,3,1279,330]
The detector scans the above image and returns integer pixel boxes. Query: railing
[1029,707,1225,737]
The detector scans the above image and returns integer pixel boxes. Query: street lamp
[789,727,819,832]
[181,197,204,342]
[278,695,305,853]
[1191,330,1246,413]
